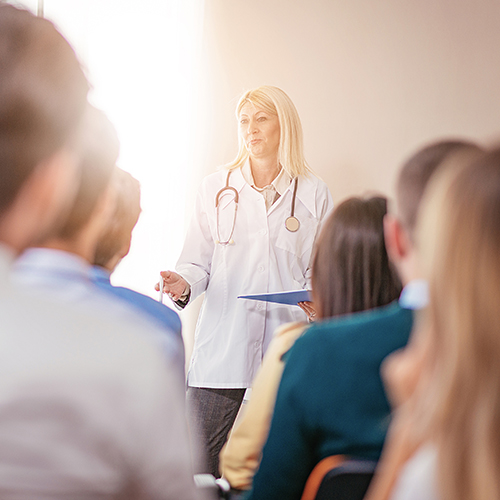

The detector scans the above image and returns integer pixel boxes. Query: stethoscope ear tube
[215,171,239,245]
[216,170,239,207]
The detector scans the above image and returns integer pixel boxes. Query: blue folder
[238,289,311,306]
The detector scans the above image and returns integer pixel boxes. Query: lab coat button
[260,229,267,236]
[258,265,265,273]
[254,341,260,348]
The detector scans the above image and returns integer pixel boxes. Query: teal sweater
[247,301,413,500]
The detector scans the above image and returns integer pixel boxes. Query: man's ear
[384,214,411,265]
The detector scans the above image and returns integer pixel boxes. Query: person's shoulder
[199,168,229,189]
[94,281,182,336]
[297,301,412,349]
[298,172,329,191]
[0,291,170,375]
[391,445,438,500]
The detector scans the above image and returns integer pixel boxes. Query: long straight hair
[225,86,312,178]
[311,196,402,319]
[412,148,500,500]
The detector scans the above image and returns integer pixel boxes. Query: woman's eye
[240,119,248,124]
[257,117,267,122]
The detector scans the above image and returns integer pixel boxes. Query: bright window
[16,0,205,298]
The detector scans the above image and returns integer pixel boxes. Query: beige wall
[192,0,500,206]
[182,0,500,360]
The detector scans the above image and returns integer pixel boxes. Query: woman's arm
[174,183,215,303]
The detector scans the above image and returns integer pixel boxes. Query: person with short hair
[220,195,401,490]
[246,139,482,500]
[0,6,200,496]
[90,167,184,364]
[0,3,88,254]
[12,106,184,366]
[367,146,500,500]
[158,85,334,476]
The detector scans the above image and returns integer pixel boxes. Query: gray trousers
[187,386,246,478]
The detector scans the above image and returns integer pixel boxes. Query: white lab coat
[176,166,333,388]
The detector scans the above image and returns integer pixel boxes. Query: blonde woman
[158,86,333,476]
[220,196,402,491]
[367,146,500,500]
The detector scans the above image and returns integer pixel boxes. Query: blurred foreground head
[93,168,141,272]
[54,106,120,241]
[411,146,500,500]
[384,139,483,285]
[0,3,88,252]
[395,139,483,241]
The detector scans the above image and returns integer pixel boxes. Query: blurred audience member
[366,146,497,500]
[220,195,401,490]
[91,168,184,366]
[246,139,481,500]
[12,106,183,367]
[0,4,200,498]
[91,167,184,364]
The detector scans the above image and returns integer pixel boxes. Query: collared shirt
[90,265,184,368]
[242,161,292,211]
[11,248,183,367]
[0,246,201,499]
[399,279,429,311]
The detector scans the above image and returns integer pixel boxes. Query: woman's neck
[249,156,280,188]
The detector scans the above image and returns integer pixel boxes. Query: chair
[300,455,377,500]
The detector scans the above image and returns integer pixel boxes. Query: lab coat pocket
[273,214,319,285]
[274,213,318,257]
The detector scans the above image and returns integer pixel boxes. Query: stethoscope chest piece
[285,216,300,232]
[285,176,300,232]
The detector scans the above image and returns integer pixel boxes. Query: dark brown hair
[396,139,483,240]
[311,196,402,319]
[0,3,88,214]
[93,168,141,268]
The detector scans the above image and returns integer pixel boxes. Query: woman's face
[238,103,280,160]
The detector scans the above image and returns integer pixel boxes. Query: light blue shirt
[11,248,184,369]
[90,265,184,361]
[399,279,429,311]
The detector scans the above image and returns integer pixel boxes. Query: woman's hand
[298,301,316,322]
[156,271,188,302]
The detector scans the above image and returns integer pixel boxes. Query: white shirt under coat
[176,164,334,389]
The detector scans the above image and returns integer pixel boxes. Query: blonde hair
[411,147,500,500]
[226,85,312,177]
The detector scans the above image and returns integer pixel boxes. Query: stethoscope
[215,170,300,245]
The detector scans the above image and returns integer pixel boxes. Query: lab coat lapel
[267,174,318,219]
[294,174,318,218]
